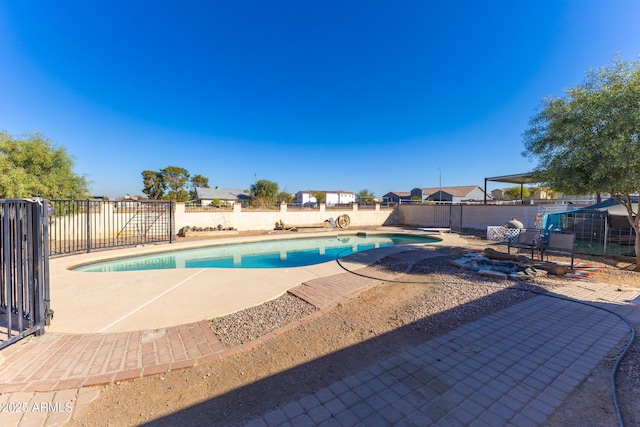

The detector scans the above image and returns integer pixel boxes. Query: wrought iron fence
[48,200,174,256]
[286,202,319,210]
[184,202,233,212]
[1,199,52,349]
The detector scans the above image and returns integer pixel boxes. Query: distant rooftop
[415,185,482,197]
[194,187,250,200]
[296,189,355,195]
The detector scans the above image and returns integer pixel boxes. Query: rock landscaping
[450,247,570,280]
[178,225,238,237]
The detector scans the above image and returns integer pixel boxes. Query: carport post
[484,178,488,204]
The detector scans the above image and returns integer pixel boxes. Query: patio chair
[507,229,540,260]
[540,232,576,269]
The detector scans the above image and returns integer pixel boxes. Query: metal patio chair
[507,229,541,260]
[540,232,576,269]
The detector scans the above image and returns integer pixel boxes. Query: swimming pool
[73,233,439,272]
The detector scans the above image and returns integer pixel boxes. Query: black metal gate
[48,200,174,256]
[1,199,52,349]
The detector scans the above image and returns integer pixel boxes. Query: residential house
[491,188,507,200]
[382,191,413,204]
[295,190,356,206]
[193,187,250,206]
[529,187,554,200]
[410,186,488,203]
[492,187,553,201]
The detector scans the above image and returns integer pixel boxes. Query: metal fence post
[31,201,45,335]
[42,200,52,326]
[86,199,91,253]
[1,202,13,342]
[169,201,174,243]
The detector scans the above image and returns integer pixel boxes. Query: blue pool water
[74,233,438,272]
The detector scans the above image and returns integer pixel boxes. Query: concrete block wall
[396,204,540,230]
[174,203,396,231]
[175,203,541,233]
[47,202,545,242]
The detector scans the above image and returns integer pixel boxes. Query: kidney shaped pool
[73,233,439,272]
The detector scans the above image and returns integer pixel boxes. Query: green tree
[141,170,166,199]
[504,186,530,200]
[250,179,279,206]
[523,56,640,269]
[356,189,377,204]
[311,191,326,204]
[277,191,294,204]
[160,166,190,201]
[190,174,210,199]
[191,174,209,189]
[0,131,89,199]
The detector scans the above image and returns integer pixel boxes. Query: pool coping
[61,229,443,270]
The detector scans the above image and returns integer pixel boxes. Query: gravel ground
[208,292,318,347]
[207,253,563,349]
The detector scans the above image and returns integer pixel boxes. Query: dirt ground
[68,232,640,426]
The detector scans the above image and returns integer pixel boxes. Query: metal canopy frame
[484,173,539,204]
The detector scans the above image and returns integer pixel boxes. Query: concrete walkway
[0,238,639,425]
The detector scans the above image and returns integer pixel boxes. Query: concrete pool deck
[47,229,462,334]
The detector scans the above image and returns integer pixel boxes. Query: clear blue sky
[2,1,640,199]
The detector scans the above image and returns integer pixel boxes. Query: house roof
[383,191,411,197]
[415,186,483,197]
[194,187,250,200]
[296,190,355,195]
